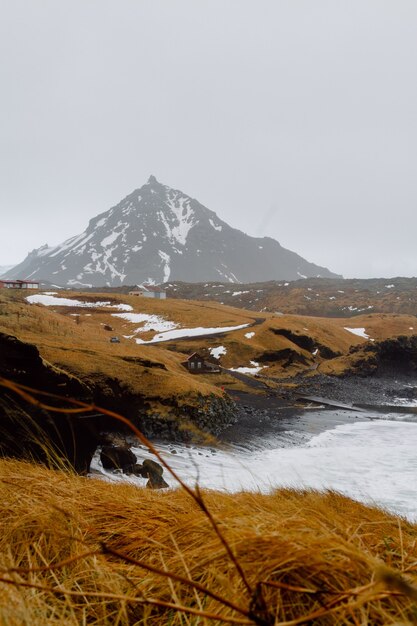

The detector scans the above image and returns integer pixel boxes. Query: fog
[0,0,416,277]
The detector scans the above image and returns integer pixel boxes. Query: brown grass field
[0,457,417,625]
[1,290,416,395]
[1,292,417,623]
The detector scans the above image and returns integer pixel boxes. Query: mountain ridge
[5,176,341,286]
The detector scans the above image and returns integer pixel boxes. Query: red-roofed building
[0,279,39,290]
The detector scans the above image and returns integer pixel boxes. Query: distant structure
[0,279,39,290]
[184,352,221,374]
[128,284,166,299]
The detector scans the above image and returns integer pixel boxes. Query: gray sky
[1,0,416,278]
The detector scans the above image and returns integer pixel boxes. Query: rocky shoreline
[2,329,416,479]
[290,372,417,406]
[214,372,417,447]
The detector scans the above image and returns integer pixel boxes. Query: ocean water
[91,409,417,522]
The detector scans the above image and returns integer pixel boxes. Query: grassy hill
[1,290,416,407]
[0,457,416,625]
[1,291,417,624]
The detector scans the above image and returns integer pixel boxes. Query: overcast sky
[0,0,416,278]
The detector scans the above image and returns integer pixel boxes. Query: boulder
[141,458,169,489]
[146,474,169,489]
[142,458,164,476]
[100,445,137,471]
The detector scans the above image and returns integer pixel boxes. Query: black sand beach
[220,373,416,449]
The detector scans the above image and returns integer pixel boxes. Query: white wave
[92,419,417,522]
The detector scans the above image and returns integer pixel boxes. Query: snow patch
[101,232,121,248]
[209,218,222,232]
[158,250,171,282]
[112,312,177,334]
[344,327,371,340]
[26,294,133,311]
[134,323,250,345]
[164,193,196,245]
[230,361,264,375]
[209,346,227,359]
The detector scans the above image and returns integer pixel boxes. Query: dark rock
[270,328,341,359]
[0,332,100,473]
[349,335,417,375]
[142,458,164,476]
[146,474,169,489]
[100,445,137,471]
[258,348,310,367]
[130,463,146,476]
[141,458,168,489]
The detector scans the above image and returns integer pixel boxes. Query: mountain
[0,265,15,278]
[6,176,341,287]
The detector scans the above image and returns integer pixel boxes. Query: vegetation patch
[0,458,416,624]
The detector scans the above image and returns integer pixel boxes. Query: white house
[128,285,166,299]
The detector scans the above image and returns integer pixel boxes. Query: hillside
[164,276,417,317]
[0,290,256,433]
[4,176,340,286]
[0,265,13,278]
[0,457,416,625]
[1,289,416,411]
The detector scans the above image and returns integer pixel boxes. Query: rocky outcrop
[270,328,341,359]
[0,332,100,473]
[133,459,169,489]
[100,445,137,471]
[346,335,417,376]
[138,393,237,442]
[336,335,417,377]
[0,333,238,473]
[257,348,311,368]
[100,446,169,489]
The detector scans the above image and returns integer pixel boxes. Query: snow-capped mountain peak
[5,178,340,286]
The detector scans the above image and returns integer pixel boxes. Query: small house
[184,353,221,374]
[0,279,39,290]
[129,285,166,299]
[186,353,206,372]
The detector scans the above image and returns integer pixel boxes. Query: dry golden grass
[0,458,417,625]
[0,292,247,403]
[1,290,416,397]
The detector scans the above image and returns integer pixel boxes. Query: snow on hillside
[344,327,372,340]
[26,293,133,310]
[132,323,250,344]
[25,292,250,345]
[5,176,340,287]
